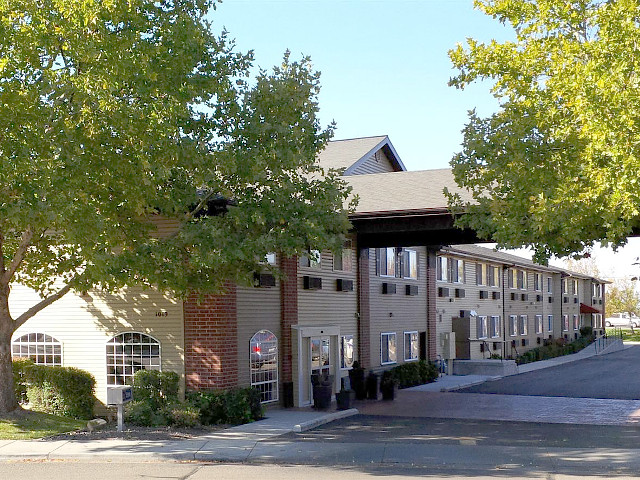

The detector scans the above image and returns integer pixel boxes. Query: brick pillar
[183,282,238,391]
[357,247,371,369]
[280,256,298,383]
[426,247,438,361]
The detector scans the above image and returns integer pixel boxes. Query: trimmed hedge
[187,388,263,425]
[516,336,594,365]
[132,370,180,410]
[22,364,96,419]
[12,357,34,404]
[390,360,438,389]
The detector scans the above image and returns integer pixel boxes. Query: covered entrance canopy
[580,303,602,314]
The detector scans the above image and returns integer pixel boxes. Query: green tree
[605,279,640,325]
[0,0,353,413]
[447,0,640,262]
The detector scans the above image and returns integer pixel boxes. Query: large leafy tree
[0,0,353,413]
[605,279,639,323]
[447,0,640,262]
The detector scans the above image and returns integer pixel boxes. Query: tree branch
[1,229,34,285]
[14,282,73,329]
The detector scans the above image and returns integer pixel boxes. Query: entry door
[310,337,331,377]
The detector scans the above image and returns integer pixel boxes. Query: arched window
[106,332,160,386]
[250,330,278,403]
[12,333,62,366]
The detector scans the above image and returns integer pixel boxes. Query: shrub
[187,388,263,426]
[131,370,180,410]
[164,402,200,428]
[125,400,160,426]
[12,357,34,404]
[390,360,438,389]
[23,364,96,419]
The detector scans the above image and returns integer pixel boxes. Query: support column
[426,247,438,361]
[357,247,371,368]
[183,282,238,391]
[279,255,298,384]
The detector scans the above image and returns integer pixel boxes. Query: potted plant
[311,372,334,409]
[365,370,378,400]
[349,361,366,400]
[380,370,397,400]
[335,388,351,410]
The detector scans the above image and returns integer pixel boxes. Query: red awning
[580,303,602,314]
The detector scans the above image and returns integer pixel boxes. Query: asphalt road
[459,345,640,399]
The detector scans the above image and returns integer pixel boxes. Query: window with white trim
[341,335,354,369]
[381,332,397,365]
[377,247,397,277]
[534,273,542,291]
[490,316,501,338]
[250,330,279,403]
[562,278,568,294]
[573,314,579,330]
[436,256,448,282]
[563,314,569,331]
[517,270,527,290]
[509,315,517,336]
[476,263,487,286]
[106,332,160,386]
[547,277,553,294]
[404,331,419,361]
[548,315,553,332]
[519,315,528,336]
[449,258,465,284]
[477,316,488,339]
[403,249,418,279]
[573,279,579,295]
[535,315,543,334]
[12,333,62,366]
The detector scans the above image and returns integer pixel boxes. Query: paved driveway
[459,345,640,400]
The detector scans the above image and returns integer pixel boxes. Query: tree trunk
[0,284,18,414]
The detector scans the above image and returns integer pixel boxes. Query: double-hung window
[509,315,517,336]
[547,277,553,294]
[563,315,569,331]
[436,256,448,282]
[534,273,542,292]
[547,315,553,332]
[381,332,397,365]
[489,266,500,287]
[404,332,419,361]
[476,263,487,286]
[377,247,397,277]
[535,315,543,334]
[490,316,501,338]
[300,249,321,268]
[573,314,579,330]
[477,316,488,339]
[333,241,353,272]
[519,315,528,336]
[403,249,418,280]
[341,335,354,369]
[449,258,465,284]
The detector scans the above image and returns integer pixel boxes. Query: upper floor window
[333,241,353,272]
[377,247,397,277]
[490,316,501,338]
[403,249,418,280]
[519,315,528,336]
[488,266,500,287]
[509,315,517,336]
[534,273,542,291]
[437,256,463,283]
[300,249,321,269]
[106,332,160,386]
[547,277,553,294]
[476,263,487,286]
[264,253,276,265]
[436,256,448,282]
[508,269,527,289]
[572,279,579,296]
[12,332,62,366]
[380,248,419,279]
[477,316,488,339]
[562,278,568,294]
[535,315,543,334]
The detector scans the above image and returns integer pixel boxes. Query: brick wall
[426,248,438,361]
[183,283,238,391]
[280,255,298,383]
[357,247,371,368]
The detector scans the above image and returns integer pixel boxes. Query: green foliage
[0,410,86,440]
[606,279,640,318]
[447,0,640,260]
[22,365,96,419]
[131,370,180,410]
[187,388,264,426]
[516,336,593,365]
[12,358,33,404]
[390,360,439,389]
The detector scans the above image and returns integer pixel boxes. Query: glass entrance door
[310,337,330,377]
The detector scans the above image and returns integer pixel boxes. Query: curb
[441,377,502,392]
[292,408,359,432]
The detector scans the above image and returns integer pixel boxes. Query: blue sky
[209,0,513,171]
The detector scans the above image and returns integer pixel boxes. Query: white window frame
[519,315,528,336]
[490,316,501,338]
[547,277,553,294]
[534,273,542,292]
[573,314,580,330]
[509,315,517,337]
[340,335,355,369]
[300,249,321,269]
[476,263,486,286]
[378,247,397,277]
[381,332,397,365]
[334,241,353,272]
[563,314,569,332]
[436,256,448,282]
[548,314,553,333]
[535,315,543,334]
[106,332,161,386]
[12,332,63,366]
[403,331,419,362]
[489,266,500,287]
[573,279,579,296]
[477,316,488,339]
[449,258,465,284]
[250,330,279,403]
[403,249,418,280]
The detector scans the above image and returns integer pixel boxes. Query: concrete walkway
[0,339,629,464]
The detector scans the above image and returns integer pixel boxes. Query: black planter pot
[349,366,366,400]
[380,382,396,400]
[313,384,333,409]
[335,390,351,410]
[366,371,378,400]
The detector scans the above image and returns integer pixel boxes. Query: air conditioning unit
[492,291,501,300]
[574,298,578,304]
[336,279,353,292]
[537,337,541,345]
[536,295,542,302]
[253,273,276,288]
[493,342,500,350]
[479,290,489,299]
[382,282,396,294]
[438,287,449,298]
[405,284,418,296]
[440,332,456,359]
[564,297,569,303]
[511,292,517,301]
[548,297,554,303]
[455,288,465,298]
[303,276,322,290]
[521,294,528,301]
[521,339,528,347]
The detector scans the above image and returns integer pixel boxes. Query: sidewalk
[0,339,629,463]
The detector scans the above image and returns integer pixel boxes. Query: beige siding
[10,285,184,406]
[236,281,281,388]
[349,150,396,175]
[369,247,427,368]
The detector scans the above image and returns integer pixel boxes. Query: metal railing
[594,328,622,354]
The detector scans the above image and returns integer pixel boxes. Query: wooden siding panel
[350,150,396,175]
[10,285,184,405]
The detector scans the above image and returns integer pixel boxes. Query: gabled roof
[443,244,558,272]
[317,135,406,174]
[346,169,472,215]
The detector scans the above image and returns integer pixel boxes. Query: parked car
[605,313,639,328]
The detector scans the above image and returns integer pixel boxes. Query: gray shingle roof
[318,135,405,173]
[346,169,474,214]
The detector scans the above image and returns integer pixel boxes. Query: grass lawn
[606,328,640,342]
[0,409,86,440]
